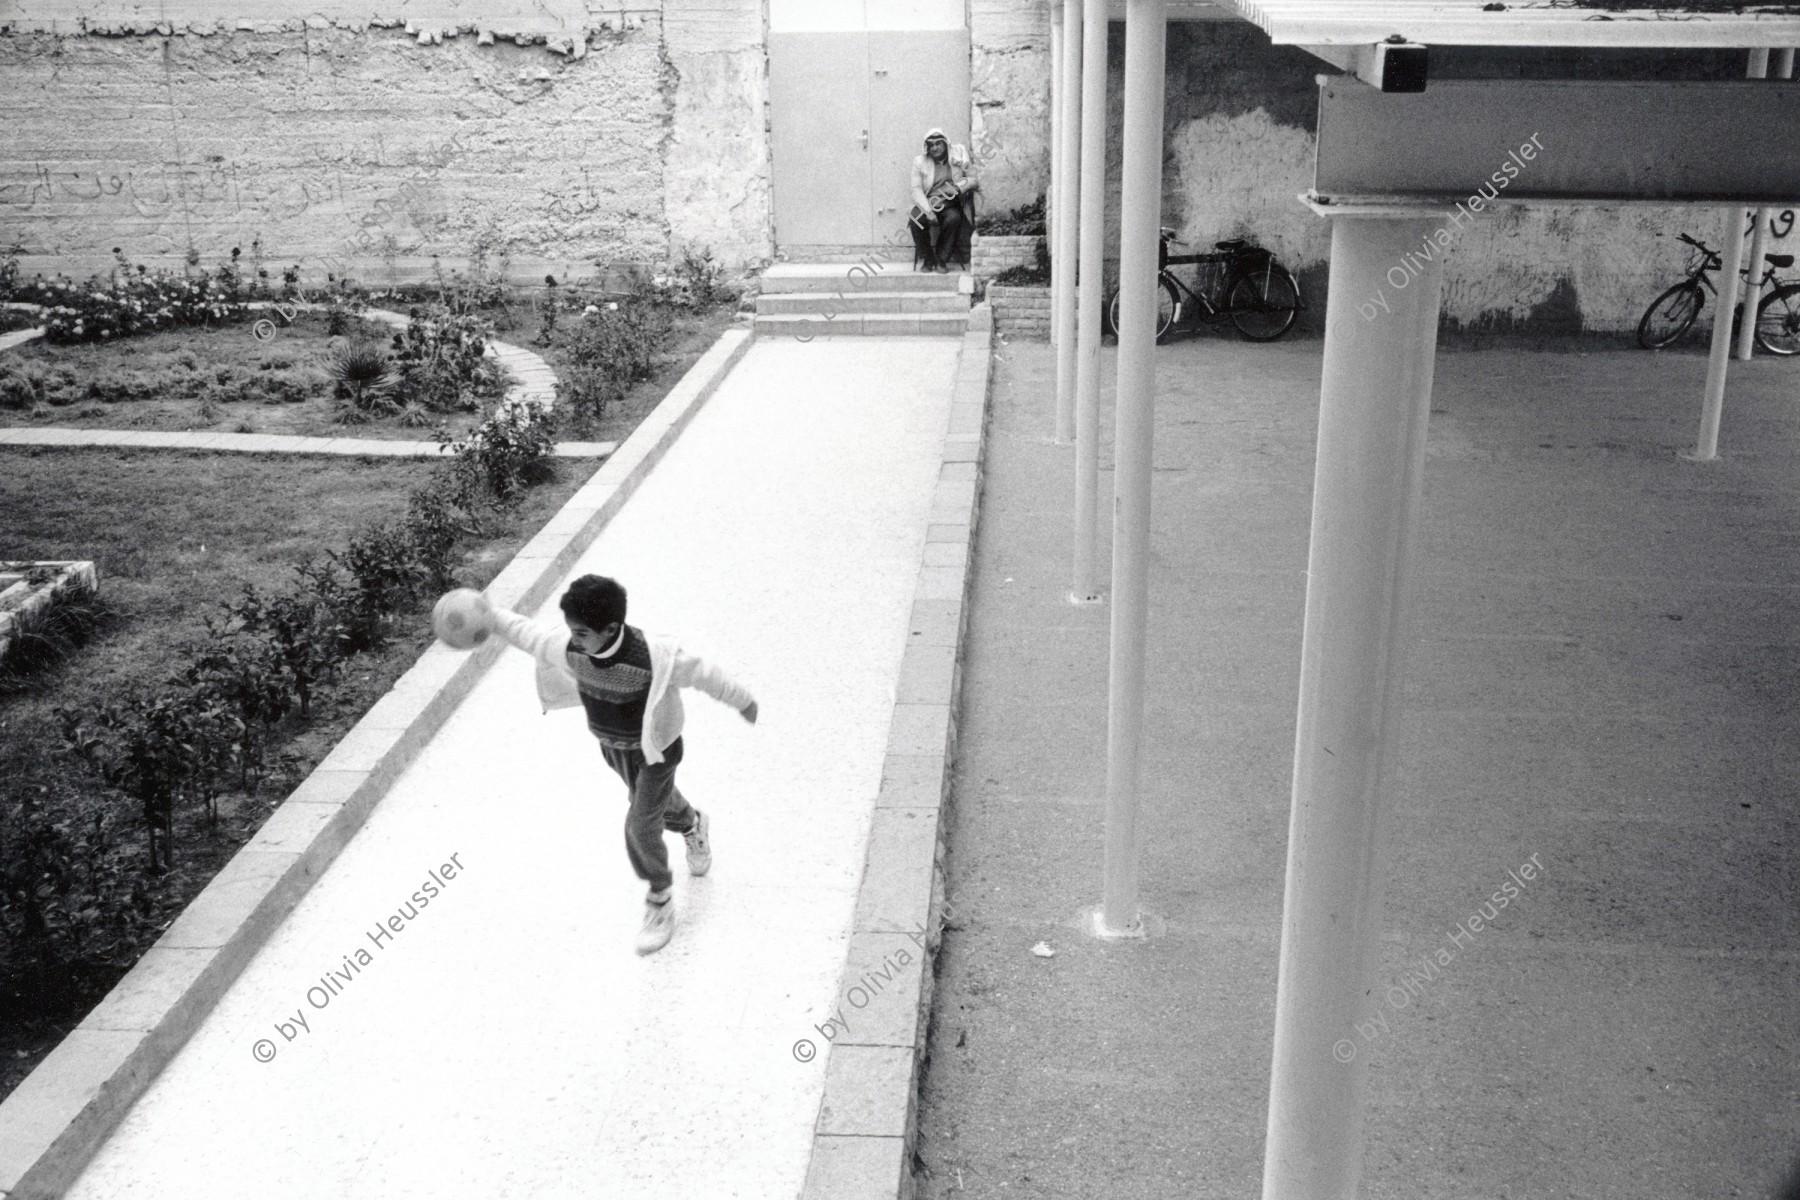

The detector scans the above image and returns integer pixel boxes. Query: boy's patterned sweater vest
[566,626,655,748]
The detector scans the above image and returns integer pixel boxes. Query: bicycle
[1105,228,1304,344]
[1636,232,1800,355]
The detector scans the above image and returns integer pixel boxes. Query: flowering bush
[558,297,672,420]
[441,397,557,501]
[18,249,251,344]
[390,303,508,411]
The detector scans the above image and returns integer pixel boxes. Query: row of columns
[1044,3,1454,1198]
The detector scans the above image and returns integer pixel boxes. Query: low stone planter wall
[986,283,1050,340]
[0,561,97,668]
[971,233,1044,280]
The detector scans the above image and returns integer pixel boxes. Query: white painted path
[65,337,962,1199]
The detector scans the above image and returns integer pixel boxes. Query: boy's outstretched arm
[668,647,757,723]
[487,607,569,672]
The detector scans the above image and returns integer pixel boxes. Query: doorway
[768,2,971,257]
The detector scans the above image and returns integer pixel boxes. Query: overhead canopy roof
[1218,0,1800,47]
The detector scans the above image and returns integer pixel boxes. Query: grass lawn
[0,298,742,1104]
[0,311,500,441]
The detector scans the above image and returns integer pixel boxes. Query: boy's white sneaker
[684,810,712,876]
[636,894,675,955]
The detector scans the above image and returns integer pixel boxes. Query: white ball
[432,588,492,650]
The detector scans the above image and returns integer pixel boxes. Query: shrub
[389,303,506,412]
[975,194,1047,237]
[0,363,39,410]
[441,397,557,502]
[560,298,672,420]
[669,246,734,309]
[225,582,342,719]
[328,521,424,652]
[0,780,152,977]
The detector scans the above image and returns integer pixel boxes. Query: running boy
[488,574,758,955]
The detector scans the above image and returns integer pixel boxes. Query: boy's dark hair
[559,574,627,630]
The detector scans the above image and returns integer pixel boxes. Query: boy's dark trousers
[598,736,696,894]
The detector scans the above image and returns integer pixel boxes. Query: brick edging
[0,324,755,1200]
[797,303,994,1200]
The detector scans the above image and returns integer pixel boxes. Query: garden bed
[0,311,500,441]
[0,298,739,1104]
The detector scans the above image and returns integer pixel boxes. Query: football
[432,588,493,650]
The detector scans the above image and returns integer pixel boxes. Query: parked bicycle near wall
[1104,228,1304,344]
[1637,232,1800,355]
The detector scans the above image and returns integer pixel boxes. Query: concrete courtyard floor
[916,334,1799,1198]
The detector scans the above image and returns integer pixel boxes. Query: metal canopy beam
[1225,0,1800,48]
[1314,78,1800,206]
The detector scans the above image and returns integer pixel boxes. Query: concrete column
[1737,47,1792,360]
[1049,7,1062,342]
[1260,214,1446,1200]
[1100,0,1164,937]
[1071,0,1108,602]
[1053,0,1083,443]
[1694,203,1750,461]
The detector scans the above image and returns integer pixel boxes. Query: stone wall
[987,282,1049,339]
[0,0,772,283]
[971,233,1043,279]
[970,0,1050,218]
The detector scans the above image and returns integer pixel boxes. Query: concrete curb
[0,325,754,1200]
[797,303,994,1200]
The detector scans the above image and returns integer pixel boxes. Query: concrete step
[755,291,971,316]
[754,312,969,338]
[762,263,973,295]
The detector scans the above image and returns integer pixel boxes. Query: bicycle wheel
[1108,277,1179,343]
[1636,282,1703,349]
[1227,263,1300,341]
[1754,283,1800,356]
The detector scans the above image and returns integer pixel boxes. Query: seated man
[908,127,979,273]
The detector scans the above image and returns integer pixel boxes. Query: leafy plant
[559,298,673,420]
[388,303,506,412]
[440,397,557,502]
[326,342,396,417]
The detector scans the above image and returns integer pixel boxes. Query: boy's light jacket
[489,608,754,765]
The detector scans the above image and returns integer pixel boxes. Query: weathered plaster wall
[969,0,1049,216]
[661,0,771,265]
[0,0,771,282]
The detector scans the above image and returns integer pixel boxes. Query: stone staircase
[754,263,973,337]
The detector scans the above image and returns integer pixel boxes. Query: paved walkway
[916,337,1800,1197]
[62,337,962,1198]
